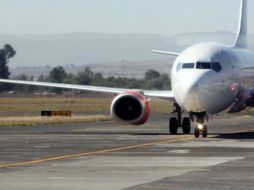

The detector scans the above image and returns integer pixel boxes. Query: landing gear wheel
[202,125,208,138]
[169,117,178,135]
[194,127,200,138]
[182,117,191,134]
[194,125,208,138]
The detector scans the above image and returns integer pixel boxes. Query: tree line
[0,44,171,93]
[14,66,171,93]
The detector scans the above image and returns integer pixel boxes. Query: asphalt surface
[0,113,254,190]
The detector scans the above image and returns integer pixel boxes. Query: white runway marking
[0,156,243,190]
[159,140,254,148]
[34,145,51,148]
[168,149,191,154]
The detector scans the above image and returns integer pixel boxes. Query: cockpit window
[178,62,222,72]
[182,63,195,69]
[196,62,211,69]
[196,62,222,72]
[212,62,222,72]
[176,62,181,72]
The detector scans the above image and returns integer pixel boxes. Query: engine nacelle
[110,91,151,125]
[229,87,254,113]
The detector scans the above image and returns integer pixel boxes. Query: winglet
[152,50,180,57]
[234,0,248,48]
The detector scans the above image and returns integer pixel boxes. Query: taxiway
[0,114,254,190]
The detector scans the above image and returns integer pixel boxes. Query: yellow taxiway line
[1,128,253,169]
[0,136,193,169]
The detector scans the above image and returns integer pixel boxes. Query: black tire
[194,128,200,138]
[202,125,208,138]
[182,117,191,134]
[169,117,178,135]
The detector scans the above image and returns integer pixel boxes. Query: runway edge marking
[0,136,193,169]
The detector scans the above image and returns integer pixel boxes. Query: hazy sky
[0,0,253,35]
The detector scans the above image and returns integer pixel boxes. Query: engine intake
[110,91,151,125]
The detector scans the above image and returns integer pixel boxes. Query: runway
[0,114,254,190]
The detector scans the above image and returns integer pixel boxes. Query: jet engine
[229,87,254,113]
[110,91,151,125]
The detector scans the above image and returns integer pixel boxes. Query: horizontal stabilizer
[152,50,180,56]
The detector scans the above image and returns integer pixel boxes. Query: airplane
[0,0,252,138]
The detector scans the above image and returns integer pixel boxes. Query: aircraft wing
[0,79,175,100]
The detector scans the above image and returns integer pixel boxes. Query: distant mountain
[0,31,253,68]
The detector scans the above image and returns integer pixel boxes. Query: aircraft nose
[174,72,207,113]
[176,70,234,114]
[186,80,199,96]
[183,78,202,111]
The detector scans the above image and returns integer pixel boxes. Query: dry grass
[0,115,111,127]
[150,99,173,113]
[0,97,172,126]
[0,98,112,113]
[0,97,171,114]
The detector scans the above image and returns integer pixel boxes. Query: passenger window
[182,63,194,69]
[212,62,222,72]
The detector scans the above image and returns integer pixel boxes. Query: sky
[0,0,253,36]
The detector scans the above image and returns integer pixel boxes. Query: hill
[3,31,253,78]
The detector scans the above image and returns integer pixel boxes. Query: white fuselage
[171,42,254,114]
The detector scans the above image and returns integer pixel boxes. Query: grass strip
[0,98,171,113]
[0,115,111,127]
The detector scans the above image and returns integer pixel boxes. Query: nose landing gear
[192,113,208,138]
[194,124,208,138]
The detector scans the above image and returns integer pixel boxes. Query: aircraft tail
[234,0,248,48]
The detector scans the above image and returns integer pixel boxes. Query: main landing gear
[169,103,208,138]
[169,103,191,135]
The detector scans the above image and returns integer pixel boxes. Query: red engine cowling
[110,91,151,125]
